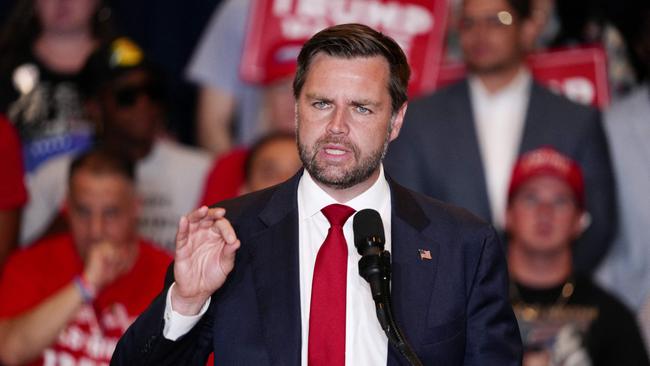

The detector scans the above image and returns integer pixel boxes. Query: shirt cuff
[162,282,211,341]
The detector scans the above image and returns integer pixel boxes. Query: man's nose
[535,201,556,218]
[326,108,349,134]
[90,215,104,240]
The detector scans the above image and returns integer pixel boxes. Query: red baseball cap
[260,40,302,85]
[507,146,585,208]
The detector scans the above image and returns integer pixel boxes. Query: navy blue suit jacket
[385,79,616,274]
[112,171,522,365]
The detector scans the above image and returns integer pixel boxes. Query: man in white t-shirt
[20,38,212,252]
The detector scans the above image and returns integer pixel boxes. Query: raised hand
[84,240,135,291]
[171,206,241,315]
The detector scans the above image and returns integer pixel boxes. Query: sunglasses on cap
[113,83,164,108]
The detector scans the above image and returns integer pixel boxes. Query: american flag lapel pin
[418,249,432,260]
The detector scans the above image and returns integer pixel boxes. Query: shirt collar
[468,66,532,100]
[298,165,390,219]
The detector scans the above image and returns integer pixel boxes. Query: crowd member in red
[197,38,298,205]
[19,37,213,251]
[0,148,171,366]
[0,114,27,267]
[198,68,298,206]
[199,131,301,205]
[241,131,302,194]
[198,147,248,205]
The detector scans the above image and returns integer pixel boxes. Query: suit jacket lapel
[244,174,443,365]
[249,174,302,366]
[387,180,439,364]
[444,81,492,222]
[519,83,548,154]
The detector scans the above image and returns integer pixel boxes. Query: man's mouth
[324,148,346,156]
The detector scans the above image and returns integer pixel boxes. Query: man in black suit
[385,0,615,274]
[112,23,522,365]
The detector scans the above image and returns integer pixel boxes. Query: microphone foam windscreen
[353,209,385,255]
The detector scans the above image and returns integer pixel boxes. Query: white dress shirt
[469,68,532,229]
[163,167,392,365]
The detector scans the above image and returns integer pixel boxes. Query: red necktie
[308,204,356,366]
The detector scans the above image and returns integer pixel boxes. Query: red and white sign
[434,46,610,109]
[241,0,449,96]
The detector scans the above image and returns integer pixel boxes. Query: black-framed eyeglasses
[113,83,164,108]
[459,11,514,31]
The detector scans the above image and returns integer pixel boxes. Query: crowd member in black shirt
[505,147,649,366]
[0,0,114,172]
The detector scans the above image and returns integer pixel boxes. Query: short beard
[297,124,392,190]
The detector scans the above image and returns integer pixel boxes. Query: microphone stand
[359,251,423,366]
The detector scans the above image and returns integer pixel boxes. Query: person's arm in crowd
[572,110,617,274]
[186,0,252,156]
[196,86,235,156]
[0,209,21,267]
[0,241,131,365]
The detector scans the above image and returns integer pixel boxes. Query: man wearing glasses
[385,0,615,276]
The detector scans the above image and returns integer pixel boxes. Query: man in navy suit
[112,23,522,365]
[385,0,615,275]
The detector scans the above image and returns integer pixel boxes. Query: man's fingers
[224,239,241,255]
[176,215,190,250]
[206,207,226,219]
[194,207,226,230]
[212,217,238,244]
[186,206,209,224]
[220,239,240,275]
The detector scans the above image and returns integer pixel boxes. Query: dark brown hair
[68,147,135,185]
[243,131,297,183]
[293,23,410,115]
[506,0,531,19]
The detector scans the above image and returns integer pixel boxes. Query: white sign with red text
[241,0,449,95]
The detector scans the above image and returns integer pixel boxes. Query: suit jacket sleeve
[572,109,617,274]
[111,263,214,365]
[464,227,522,365]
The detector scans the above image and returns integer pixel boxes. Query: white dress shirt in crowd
[163,167,393,365]
[469,68,532,230]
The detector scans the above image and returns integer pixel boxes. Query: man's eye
[552,197,574,209]
[73,206,91,217]
[313,101,329,109]
[355,106,371,114]
[521,194,539,206]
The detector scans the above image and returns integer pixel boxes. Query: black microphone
[353,209,390,302]
[353,209,423,366]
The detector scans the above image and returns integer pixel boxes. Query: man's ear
[388,102,408,142]
[519,17,539,52]
[573,211,591,238]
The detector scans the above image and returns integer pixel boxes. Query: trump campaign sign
[241,0,450,95]
[435,46,610,109]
